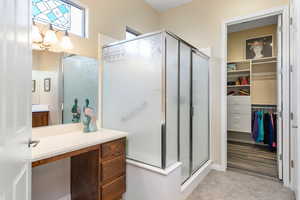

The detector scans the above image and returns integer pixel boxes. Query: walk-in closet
[226,15,283,179]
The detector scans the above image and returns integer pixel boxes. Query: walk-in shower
[102,31,210,183]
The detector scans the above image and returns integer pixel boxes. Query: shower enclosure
[102,31,210,183]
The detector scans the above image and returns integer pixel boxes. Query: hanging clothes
[273,114,277,148]
[256,111,264,143]
[252,111,259,141]
[268,114,275,151]
[251,110,277,151]
[263,113,271,145]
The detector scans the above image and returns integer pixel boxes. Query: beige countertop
[32,124,128,162]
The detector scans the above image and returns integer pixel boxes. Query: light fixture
[32,21,43,43]
[32,21,73,51]
[60,31,73,50]
[43,24,58,46]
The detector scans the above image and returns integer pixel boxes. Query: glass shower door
[165,34,179,168]
[102,34,163,168]
[192,52,210,172]
[179,43,192,182]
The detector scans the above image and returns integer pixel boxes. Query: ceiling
[228,16,277,33]
[144,0,193,12]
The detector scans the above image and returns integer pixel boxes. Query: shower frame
[101,31,210,178]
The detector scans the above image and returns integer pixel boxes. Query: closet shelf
[227,69,250,73]
[251,57,277,65]
[252,61,277,65]
[227,85,251,88]
[228,57,277,64]
[227,59,250,63]
[252,72,277,77]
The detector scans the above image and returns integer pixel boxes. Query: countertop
[32,124,128,162]
[32,104,50,113]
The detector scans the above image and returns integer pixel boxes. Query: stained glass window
[32,0,71,30]
[32,0,86,37]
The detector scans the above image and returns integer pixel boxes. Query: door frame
[290,0,300,197]
[220,6,291,187]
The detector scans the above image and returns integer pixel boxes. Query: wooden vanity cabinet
[32,111,49,127]
[71,138,126,200]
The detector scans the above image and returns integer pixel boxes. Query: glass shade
[44,29,58,46]
[32,25,43,43]
[60,34,73,50]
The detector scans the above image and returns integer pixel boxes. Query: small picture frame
[32,80,36,93]
[246,35,273,60]
[44,78,51,92]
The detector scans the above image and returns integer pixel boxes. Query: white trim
[181,160,212,200]
[66,0,89,38]
[290,0,300,197]
[211,163,226,171]
[126,160,182,176]
[281,6,291,188]
[220,5,291,188]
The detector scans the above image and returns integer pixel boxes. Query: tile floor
[187,170,295,200]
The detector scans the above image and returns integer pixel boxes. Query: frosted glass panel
[165,35,179,167]
[192,53,209,172]
[102,34,163,167]
[63,56,99,124]
[179,43,191,182]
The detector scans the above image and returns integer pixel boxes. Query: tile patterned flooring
[187,170,294,200]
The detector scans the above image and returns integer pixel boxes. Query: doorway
[220,6,291,187]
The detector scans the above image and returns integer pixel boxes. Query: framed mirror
[32,50,99,128]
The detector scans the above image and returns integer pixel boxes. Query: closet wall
[228,24,278,105]
[228,25,278,60]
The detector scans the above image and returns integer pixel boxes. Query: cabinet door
[227,113,251,133]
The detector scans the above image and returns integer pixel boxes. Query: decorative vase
[82,98,98,133]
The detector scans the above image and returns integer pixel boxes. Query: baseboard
[211,163,226,171]
[57,194,71,200]
[181,160,212,200]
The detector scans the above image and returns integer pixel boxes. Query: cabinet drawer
[228,96,250,105]
[102,139,125,161]
[228,104,251,114]
[228,113,251,133]
[102,175,126,200]
[102,156,125,183]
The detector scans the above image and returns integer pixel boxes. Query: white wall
[125,161,182,200]
[159,0,289,165]
[45,0,161,58]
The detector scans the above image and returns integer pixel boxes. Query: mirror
[32,50,99,128]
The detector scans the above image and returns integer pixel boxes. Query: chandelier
[32,20,73,51]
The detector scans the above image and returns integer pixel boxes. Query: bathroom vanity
[32,125,127,200]
[32,105,50,127]
[32,111,49,127]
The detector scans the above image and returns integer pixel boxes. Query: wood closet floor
[227,141,278,179]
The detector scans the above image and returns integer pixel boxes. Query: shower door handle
[161,122,166,135]
[161,122,166,169]
[292,125,298,129]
